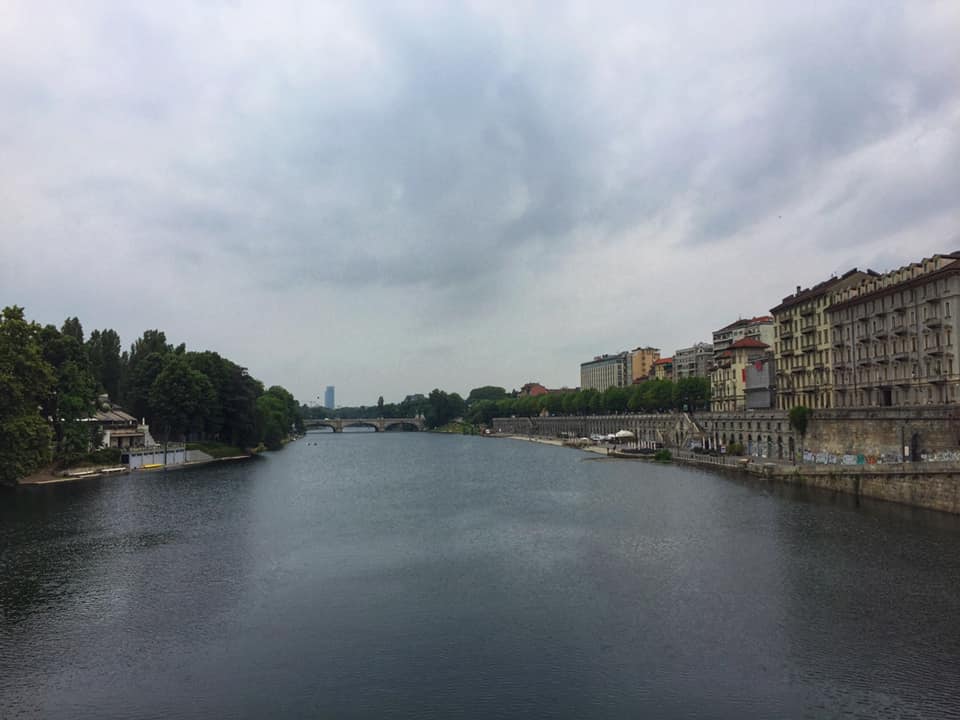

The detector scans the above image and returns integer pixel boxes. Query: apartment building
[712,317,775,360]
[630,346,660,382]
[673,342,713,379]
[828,253,960,407]
[771,268,877,410]
[580,352,632,391]
[652,357,674,381]
[710,338,770,412]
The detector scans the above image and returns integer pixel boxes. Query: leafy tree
[603,386,630,413]
[38,324,97,460]
[0,307,56,482]
[398,393,430,419]
[256,394,288,450]
[789,406,811,460]
[265,385,304,433]
[466,399,500,426]
[541,392,565,415]
[467,386,508,404]
[424,389,465,428]
[86,328,123,400]
[149,355,216,441]
[124,352,168,422]
[61,316,84,344]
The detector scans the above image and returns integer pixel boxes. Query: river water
[2,432,960,719]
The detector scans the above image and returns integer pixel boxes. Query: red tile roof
[728,337,769,350]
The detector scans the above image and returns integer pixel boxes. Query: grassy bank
[186,442,249,459]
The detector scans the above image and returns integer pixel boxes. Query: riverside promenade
[671,450,960,516]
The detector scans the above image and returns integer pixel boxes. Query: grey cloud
[2,1,959,402]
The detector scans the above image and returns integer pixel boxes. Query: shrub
[654,449,672,462]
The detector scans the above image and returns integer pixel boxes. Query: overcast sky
[2,1,958,406]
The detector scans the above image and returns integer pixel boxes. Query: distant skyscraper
[324,385,335,409]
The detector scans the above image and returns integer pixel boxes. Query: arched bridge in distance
[304,417,424,433]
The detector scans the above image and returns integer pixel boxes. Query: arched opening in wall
[789,436,795,459]
[777,436,783,459]
[767,435,773,458]
[747,434,753,455]
[910,432,920,462]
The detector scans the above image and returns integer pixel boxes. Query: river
[2,432,960,718]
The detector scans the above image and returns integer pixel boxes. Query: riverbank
[502,434,611,456]
[13,453,257,486]
[673,451,960,516]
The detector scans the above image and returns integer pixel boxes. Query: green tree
[789,406,811,461]
[120,330,172,408]
[149,355,216,441]
[86,328,123,400]
[0,306,56,483]
[255,394,288,450]
[124,351,167,422]
[61,316,84,344]
[38,324,97,461]
[265,385,304,433]
[424,389,465,428]
[466,399,499,426]
[467,386,508,404]
[541,392,565,415]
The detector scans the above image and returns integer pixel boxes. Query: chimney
[796,285,801,295]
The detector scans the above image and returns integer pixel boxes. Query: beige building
[712,317,775,360]
[710,338,770,412]
[630,346,660,382]
[771,268,877,410]
[829,253,960,407]
[580,352,632,391]
[652,357,673,381]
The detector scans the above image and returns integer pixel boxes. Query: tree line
[0,306,303,483]
[302,379,711,431]
[463,378,711,425]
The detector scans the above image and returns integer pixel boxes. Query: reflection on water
[2,434,959,719]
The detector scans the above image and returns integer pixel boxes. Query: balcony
[801,321,816,334]
[874,328,890,339]
[833,337,847,348]
[791,366,806,375]
[892,351,910,362]
[924,316,943,328]
[800,305,815,316]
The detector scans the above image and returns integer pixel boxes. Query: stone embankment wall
[491,414,701,448]
[496,405,960,465]
[686,457,960,515]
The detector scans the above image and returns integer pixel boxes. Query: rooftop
[728,337,770,350]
